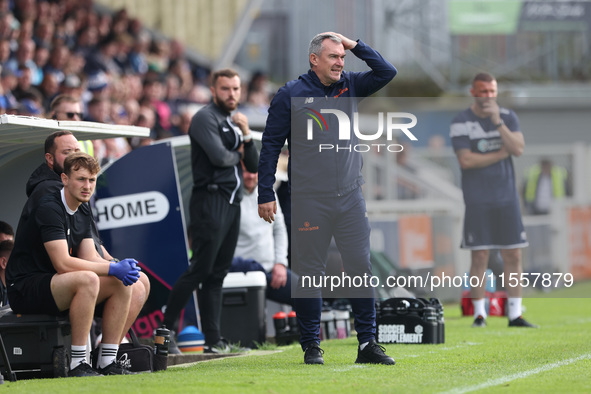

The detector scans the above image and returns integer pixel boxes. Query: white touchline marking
[331,365,366,372]
[442,353,591,394]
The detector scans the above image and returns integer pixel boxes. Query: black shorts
[7,273,61,315]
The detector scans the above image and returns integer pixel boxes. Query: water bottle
[287,310,299,335]
[320,308,336,340]
[273,311,288,334]
[334,309,350,339]
[154,326,171,356]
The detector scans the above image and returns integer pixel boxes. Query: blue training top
[257,40,397,204]
[450,106,521,205]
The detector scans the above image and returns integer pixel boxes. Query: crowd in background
[0,0,273,165]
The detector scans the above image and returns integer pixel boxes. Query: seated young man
[28,129,150,343]
[7,152,141,377]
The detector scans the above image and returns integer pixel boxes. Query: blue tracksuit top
[257,40,397,204]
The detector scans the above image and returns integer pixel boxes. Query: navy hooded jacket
[257,40,397,204]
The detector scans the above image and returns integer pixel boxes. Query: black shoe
[508,316,538,328]
[203,338,230,354]
[203,338,249,354]
[304,343,324,365]
[355,340,395,365]
[472,315,487,328]
[97,360,137,375]
[69,362,102,377]
[168,331,182,355]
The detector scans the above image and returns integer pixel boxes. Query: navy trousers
[291,187,376,350]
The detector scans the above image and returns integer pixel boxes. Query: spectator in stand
[85,96,130,164]
[122,73,144,101]
[13,0,37,23]
[2,13,19,52]
[59,74,84,99]
[62,50,86,80]
[12,64,42,101]
[38,72,60,111]
[0,15,12,44]
[44,44,70,85]
[0,67,20,112]
[113,33,134,73]
[128,105,155,149]
[168,57,194,97]
[17,96,42,116]
[128,30,149,75]
[85,70,110,100]
[0,38,11,65]
[165,73,184,134]
[84,33,122,76]
[85,96,110,123]
[123,96,140,125]
[142,75,172,135]
[147,39,170,73]
[111,8,130,36]
[33,42,49,77]
[75,25,100,58]
[170,106,195,136]
[96,12,112,40]
[6,38,41,85]
[33,20,54,49]
[17,18,34,41]
[54,14,77,49]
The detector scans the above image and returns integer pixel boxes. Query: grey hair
[308,33,342,68]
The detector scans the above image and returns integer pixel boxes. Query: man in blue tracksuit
[257,32,396,365]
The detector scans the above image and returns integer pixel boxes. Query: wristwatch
[243,134,252,143]
[494,119,504,128]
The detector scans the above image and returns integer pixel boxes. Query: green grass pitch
[4,281,590,393]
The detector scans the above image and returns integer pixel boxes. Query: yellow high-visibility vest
[78,140,94,158]
[524,164,567,203]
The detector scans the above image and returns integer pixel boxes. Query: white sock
[70,345,87,370]
[359,341,369,351]
[473,298,487,319]
[97,343,119,369]
[508,297,522,321]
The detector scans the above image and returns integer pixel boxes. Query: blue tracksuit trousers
[292,187,376,350]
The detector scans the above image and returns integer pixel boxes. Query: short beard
[52,158,64,176]
[215,98,237,113]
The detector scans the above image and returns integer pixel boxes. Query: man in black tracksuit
[26,124,150,344]
[258,32,397,365]
[162,68,258,353]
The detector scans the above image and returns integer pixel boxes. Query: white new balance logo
[305,97,314,104]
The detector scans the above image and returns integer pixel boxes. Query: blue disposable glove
[109,258,141,286]
[128,260,142,273]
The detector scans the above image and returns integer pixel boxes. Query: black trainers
[203,338,249,354]
[472,315,487,328]
[304,343,324,365]
[355,340,395,365]
[97,360,137,375]
[69,362,102,377]
[508,316,538,328]
[168,330,182,355]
